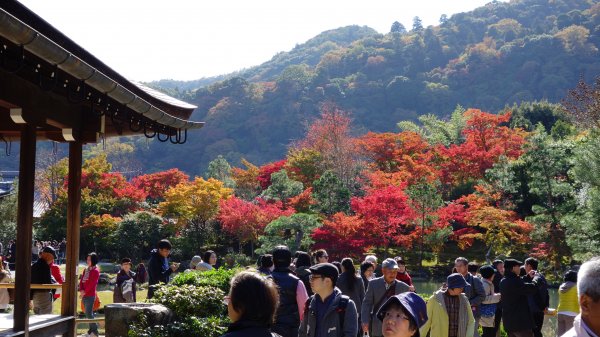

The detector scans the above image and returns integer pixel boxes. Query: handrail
[0,284,62,289]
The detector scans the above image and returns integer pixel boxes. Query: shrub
[223,252,256,268]
[149,284,225,318]
[170,267,241,293]
[128,315,228,337]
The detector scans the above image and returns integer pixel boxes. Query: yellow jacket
[420,290,475,337]
[557,282,580,314]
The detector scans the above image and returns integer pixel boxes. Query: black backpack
[304,294,351,329]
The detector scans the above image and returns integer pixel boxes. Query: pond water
[413,280,559,337]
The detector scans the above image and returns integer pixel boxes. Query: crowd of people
[1,237,599,337]
[220,246,599,337]
[0,239,68,270]
[142,238,599,337]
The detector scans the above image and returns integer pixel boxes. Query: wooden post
[61,141,82,337]
[13,125,36,335]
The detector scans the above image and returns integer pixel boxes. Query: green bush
[128,315,228,337]
[170,267,241,293]
[223,252,256,268]
[149,284,226,318]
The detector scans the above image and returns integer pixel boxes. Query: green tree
[412,16,424,32]
[406,180,443,267]
[311,170,350,216]
[390,21,406,34]
[257,213,322,254]
[260,170,304,204]
[112,211,173,260]
[397,105,466,146]
[523,126,576,269]
[0,182,17,245]
[205,155,235,188]
[562,131,600,260]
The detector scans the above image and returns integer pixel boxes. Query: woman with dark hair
[337,258,366,322]
[197,250,217,271]
[360,261,375,291]
[313,249,329,264]
[557,270,579,335]
[221,271,280,337]
[294,251,313,296]
[258,254,274,275]
[79,252,100,337]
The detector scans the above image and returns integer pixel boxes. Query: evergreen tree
[311,170,350,216]
[390,21,407,34]
[206,155,235,188]
[412,16,424,32]
[260,170,304,204]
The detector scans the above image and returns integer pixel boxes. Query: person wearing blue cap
[376,292,428,337]
[420,273,475,337]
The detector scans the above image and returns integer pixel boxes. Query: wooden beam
[0,71,102,139]
[13,124,36,336]
[61,141,82,337]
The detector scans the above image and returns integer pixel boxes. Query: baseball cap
[309,263,339,285]
[377,292,428,336]
[504,258,523,270]
[382,258,399,270]
[447,273,469,289]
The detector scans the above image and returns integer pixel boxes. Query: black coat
[499,271,540,332]
[221,320,277,337]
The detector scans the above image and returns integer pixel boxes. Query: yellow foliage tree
[231,159,261,200]
[159,177,233,238]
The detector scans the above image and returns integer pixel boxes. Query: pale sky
[18,0,501,82]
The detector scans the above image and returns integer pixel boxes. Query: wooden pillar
[61,141,82,337]
[13,125,36,335]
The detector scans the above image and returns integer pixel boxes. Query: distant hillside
[147,25,379,93]
[135,0,600,175]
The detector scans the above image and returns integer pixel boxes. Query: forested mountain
[3,0,598,175]
[136,0,600,175]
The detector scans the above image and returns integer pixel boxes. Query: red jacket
[396,271,413,286]
[79,266,99,297]
[50,262,64,299]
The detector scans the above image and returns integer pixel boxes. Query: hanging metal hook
[110,110,123,135]
[157,129,170,142]
[0,135,12,156]
[143,122,156,138]
[169,128,180,144]
[129,117,143,132]
[178,129,188,144]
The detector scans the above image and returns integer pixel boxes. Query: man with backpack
[523,258,549,337]
[299,263,358,337]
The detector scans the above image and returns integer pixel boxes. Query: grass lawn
[51,288,149,335]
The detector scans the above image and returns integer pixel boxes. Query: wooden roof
[0,0,204,143]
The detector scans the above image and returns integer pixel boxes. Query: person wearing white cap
[361,258,411,337]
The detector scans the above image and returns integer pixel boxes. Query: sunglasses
[309,275,324,281]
